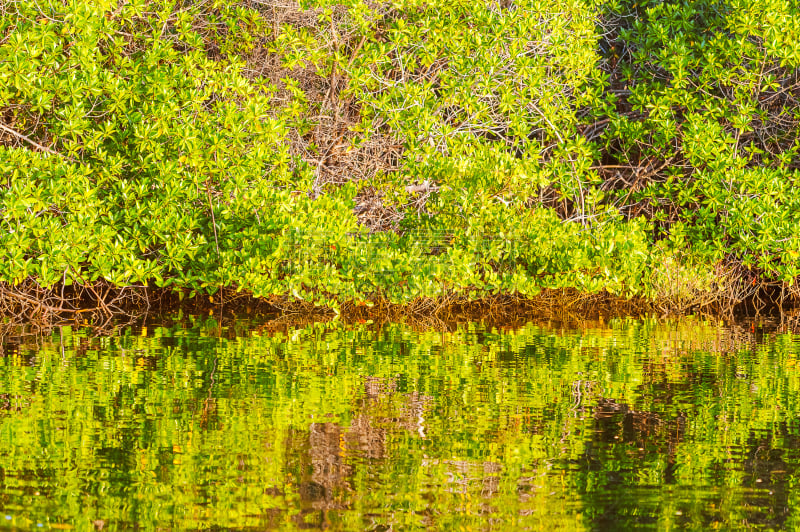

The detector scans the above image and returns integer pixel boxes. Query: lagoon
[0,316,797,530]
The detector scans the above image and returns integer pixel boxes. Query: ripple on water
[0,317,798,530]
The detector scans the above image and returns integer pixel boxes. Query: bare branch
[0,122,66,159]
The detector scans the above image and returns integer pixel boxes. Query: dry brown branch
[0,122,67,158]
[242,0,406,230]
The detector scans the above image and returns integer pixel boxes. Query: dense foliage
[2,0,800,312]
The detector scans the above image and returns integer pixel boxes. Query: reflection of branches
[200,357,218,430]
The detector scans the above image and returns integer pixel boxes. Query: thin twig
[206,179,220,256]
[0,122,65,158]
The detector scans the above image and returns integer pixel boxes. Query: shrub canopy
[2,0,800,311]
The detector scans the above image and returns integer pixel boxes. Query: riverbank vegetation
[2,0,800,321]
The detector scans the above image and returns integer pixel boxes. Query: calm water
[0,316,798,530]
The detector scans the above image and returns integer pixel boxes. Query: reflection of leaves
[0,318,796,529]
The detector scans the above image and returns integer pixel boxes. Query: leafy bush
[2,0,799,314]
[600,0,800,299]
[0,0,366,308]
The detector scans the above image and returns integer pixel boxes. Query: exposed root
[0,280,155,335]
[2,275,799,340]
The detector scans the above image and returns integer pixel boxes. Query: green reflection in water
[0,318,798,530]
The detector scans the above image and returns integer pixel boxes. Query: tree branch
[0,122,63,158]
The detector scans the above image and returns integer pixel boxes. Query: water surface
[0,317,797,530]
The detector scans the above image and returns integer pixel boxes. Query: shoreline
[2,282,798,332]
